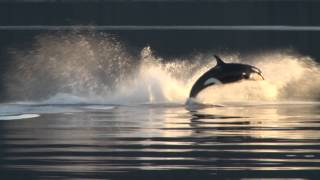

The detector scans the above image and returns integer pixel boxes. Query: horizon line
[0,0,312,2]
[1,25,320,31]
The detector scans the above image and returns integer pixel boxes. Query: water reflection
[0,103,320,179]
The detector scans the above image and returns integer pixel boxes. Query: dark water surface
[0,102,320,179]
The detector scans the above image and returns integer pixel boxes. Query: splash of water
[5,33,320,104]
[5,32,137,101]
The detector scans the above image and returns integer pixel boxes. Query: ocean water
[1,33,320,179]
[0,102,320,179]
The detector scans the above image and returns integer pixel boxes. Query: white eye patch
[204,78,222,86]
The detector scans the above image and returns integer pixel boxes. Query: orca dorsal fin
[214,55,225,66]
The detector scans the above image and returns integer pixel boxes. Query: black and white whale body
[189,55,264,99]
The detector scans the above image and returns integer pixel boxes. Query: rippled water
[0,102,320,179]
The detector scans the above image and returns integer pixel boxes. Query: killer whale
[189,55,264,98]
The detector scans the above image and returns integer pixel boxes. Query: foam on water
[4,33,320,105]
[0,114,40,120]
[82,105,116,110]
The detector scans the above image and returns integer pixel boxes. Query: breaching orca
[189,55,264,98]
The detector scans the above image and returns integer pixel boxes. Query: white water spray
[5,33,320,104]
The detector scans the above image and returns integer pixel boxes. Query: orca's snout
[248,66,264,81]
[248,72,264,81]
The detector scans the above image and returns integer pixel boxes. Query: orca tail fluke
[214,55,225,66]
